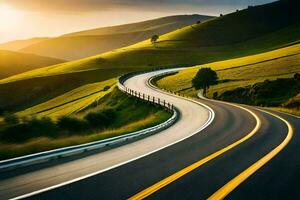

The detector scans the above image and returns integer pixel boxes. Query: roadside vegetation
[0,89,172,160]
[192,68,218,95]
[217,75,300,106]
[156,43,300,115]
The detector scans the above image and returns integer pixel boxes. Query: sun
[0,4,21,30]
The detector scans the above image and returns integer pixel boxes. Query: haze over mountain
[0,38,49,51]
[19,15,213,60]
[1,0,275,44]
[0,50,65,79]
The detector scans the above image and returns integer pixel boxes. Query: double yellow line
[129,102,294,200]
[130,103,261,200]
[208,109,293,199]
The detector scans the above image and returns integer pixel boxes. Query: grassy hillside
[1,0,299,112]
[0,38,49,51]
[64,15,212,37]
[156,42,300,109]
[17,79,116,120]
[0,89,172,159]
[0,50,65,79]
[21,15,212,60]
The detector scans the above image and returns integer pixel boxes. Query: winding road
[0,69,299,199]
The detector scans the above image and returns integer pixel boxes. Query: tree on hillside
[192,68,218,95]
[294,73,300,81]
[4,113,19,125]
[151,35,159,44]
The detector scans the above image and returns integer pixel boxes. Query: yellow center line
[129,103,261,200]
[208,109,294,200]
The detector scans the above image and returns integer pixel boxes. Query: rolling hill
[156,43,300,98]
[0,50,65,79]
[20,15,213,60]
[1,0,299,112]
[0,38,49,51]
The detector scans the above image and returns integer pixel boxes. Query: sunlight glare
[0,4,21,30]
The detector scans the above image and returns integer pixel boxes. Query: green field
[157,43,300,98]
[17,79,116,120]
[156,42,300,115]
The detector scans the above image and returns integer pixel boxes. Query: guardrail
[0,71,178,172]
[118,73,175,111]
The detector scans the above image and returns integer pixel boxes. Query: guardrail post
[148,95,150,101]
[164,100,165,107]
[143,93,145,100]
[153,96,155,103]
[158,98,160,105]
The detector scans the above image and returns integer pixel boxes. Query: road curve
[0,69,212,199]
[25,70,258,199]
[1,69,298,199]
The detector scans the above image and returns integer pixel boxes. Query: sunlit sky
[0,0,275,44]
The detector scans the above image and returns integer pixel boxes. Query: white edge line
[11,69,215,200]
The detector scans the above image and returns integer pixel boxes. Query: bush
[57,116,88,132]
[4,113,19,125]
[84,109,116,128]
[213,92,218,99]
[25,117,58,137]
[1,117,57,142]
[103,86,111,91]
[0,108,5,116]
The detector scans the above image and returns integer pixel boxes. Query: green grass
[0,68,132,112]
[17,79,116,120]
[0,89,172,160]
[156,43,300,98]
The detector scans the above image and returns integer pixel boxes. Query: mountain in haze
[0,38,49,51]
[0,50,65,79]
[19,15,213,60]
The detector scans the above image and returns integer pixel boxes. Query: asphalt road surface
[0,69,299,200]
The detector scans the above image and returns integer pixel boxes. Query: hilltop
[20,15,212,60]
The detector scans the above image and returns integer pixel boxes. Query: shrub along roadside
[0,89,172,159]
[0,109,116,143]
[216,74,300,107]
